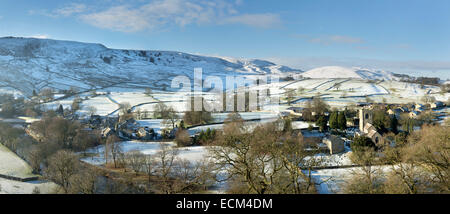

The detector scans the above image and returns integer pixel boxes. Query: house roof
[327,135,344,143]
[367,129,380,138]
[363,123,376,133]
[397,107,408,112]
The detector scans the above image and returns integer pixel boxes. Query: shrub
[175,129,192,147]
[351,136,376,152]
[194,128,217,146]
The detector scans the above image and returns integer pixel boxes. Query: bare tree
[135,107,142,120]
[285,89,296,105]
[86,106,97,116]
[27,145,45,173]
[163,107,179,129]
[208,117,324,194]
[171,159,215,193]
[44,150,80,193]
[175,129,191,147]
[40,88,54,102]
[71,97,81,113]
[69,166,100,194]
[105,135,122,168]
[125,151,146,175]
[154,143,179,194]
[119,102,133,122]
[73,130,98,155]
[420,95,436,104]
[154,102,169,119]
[144,88,152,96]
[404,125,449,193]
[143,155,156,182]
[344,148,384,194]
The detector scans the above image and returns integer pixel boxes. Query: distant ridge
[302,66,396,81]
[0,37,302,96]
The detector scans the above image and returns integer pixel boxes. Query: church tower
[359,108,373,131]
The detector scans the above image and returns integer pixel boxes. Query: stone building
[323,135,345,154]
[357,108,384,146]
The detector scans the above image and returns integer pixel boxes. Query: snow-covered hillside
[302,66,396,81]
[0,37,302,97]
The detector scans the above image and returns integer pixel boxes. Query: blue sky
[0,0,449,79]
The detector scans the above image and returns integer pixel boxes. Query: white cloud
[76,0,281,32]
[222,13,281,28]
[28,3,87,18]
[54,3,87,17]
[308,35,364,45]
[80,5,150,32]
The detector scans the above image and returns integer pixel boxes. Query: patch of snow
[0,144,35,179]
[302,66,395,81]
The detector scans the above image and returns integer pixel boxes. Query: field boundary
[0,173,39,182]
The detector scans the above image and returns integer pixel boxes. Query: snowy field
[282,79,334,91]
[0,144,58,194]
[0,144,35,180]
[151,92,190,102]
[136,119,165,135]
[310,168,352,194]
[211,112,279,123]
[311,165,393,194]
[0,178,58,194]
[39,77,448,120]
[79,95,119,116]
[248,78,449,109]
[43,98,76,112]
[43,94,119,116]
[133,101,188,112]
[0,87,23,98]
[80,141,210,166]
[108,92,156,107]
[291,121,315,129]
[187,118,279,136]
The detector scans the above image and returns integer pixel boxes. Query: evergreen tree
[316,115,328,132]
[338,111,347,130]
[390,115,399,134]
[179,120,185,129]
[32,89,37,97]
[329,111,338,129]
[373,109,389,133]
[402,118,416,133]
[351,136,376,152]
[56,104,64,115]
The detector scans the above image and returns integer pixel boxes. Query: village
[0,75,449,194]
